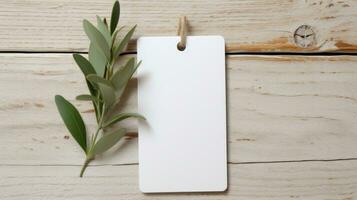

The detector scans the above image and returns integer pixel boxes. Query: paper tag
[137,36,227,193]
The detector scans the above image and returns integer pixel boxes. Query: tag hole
[177,43,186,51]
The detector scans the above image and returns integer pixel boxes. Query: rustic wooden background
[1,0,357,199]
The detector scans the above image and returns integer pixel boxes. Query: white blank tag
[137,36,227,193]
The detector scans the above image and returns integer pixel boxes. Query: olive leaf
[83,20,111,61]
[110,0,120,34]
[55,95,87,152]
[92,128,126,155]
[76,94,99,102]
[87,74,116,107]
[73,54,97,96]
[89,43,107,77]
[111,57,134,88]
[87,74,114,88]
[113,25,136,58]
[96,16,112,46]
[103,113,145,128]
[111,26,124,47]
[73,54,96,75]
[100,84,116,107]
[111,59,141,97]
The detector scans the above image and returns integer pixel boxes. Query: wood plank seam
[2,158,357,167]
[0,51,356,56]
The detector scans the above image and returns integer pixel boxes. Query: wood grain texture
[1,160,357,200]
[0,0,356,52]
[1,54,357,166]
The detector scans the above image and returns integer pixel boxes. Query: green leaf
[72,53,97,96]
[111,58,141,97]
[86,75,116,107]
[89,43,107,77]
[92,128,126,155]
[99,84,116,107]
[76,94,99,102]
[83,20,111,61]
[110,0,120,34]
[87,74,114,88]
[113,25,136,58]
[96,16,112,46]
[54,95,87,152]
[103,113,145,128]
[73,54,96,76]
[111,26,124,47]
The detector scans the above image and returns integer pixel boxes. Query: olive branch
[54,0,144,177]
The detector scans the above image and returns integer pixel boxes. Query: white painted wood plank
[0,0,356,52]
[1,161,357,200]
[0,54,356,165]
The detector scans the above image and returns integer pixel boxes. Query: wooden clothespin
[177,16,187,51]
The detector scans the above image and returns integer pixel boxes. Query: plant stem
[91,125,102,147]
[92,103,106,144]
[79,103,106,178]
[79,157,93,177]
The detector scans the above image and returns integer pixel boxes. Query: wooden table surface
[1,0,357,199]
